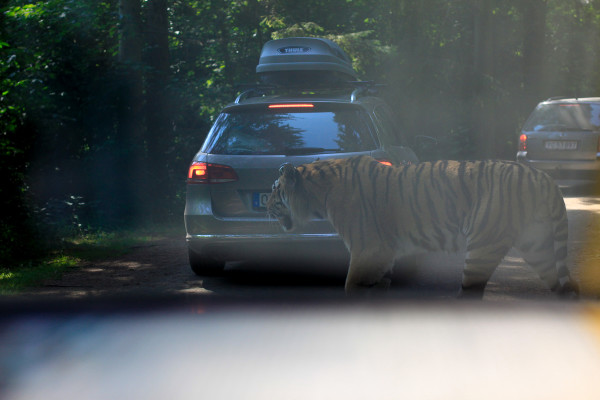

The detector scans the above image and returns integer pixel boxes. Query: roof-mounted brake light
[268,103,315,109]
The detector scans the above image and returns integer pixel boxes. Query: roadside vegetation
[0,226,182,293]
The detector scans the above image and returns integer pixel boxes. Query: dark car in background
[517,97,600,187]
[184,37,419,275]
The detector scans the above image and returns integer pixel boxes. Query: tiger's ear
[279,163,299,184]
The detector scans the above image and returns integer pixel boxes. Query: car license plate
[545,140,578,150]
[252,192,270,210]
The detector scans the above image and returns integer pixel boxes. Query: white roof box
[256,37,357,87]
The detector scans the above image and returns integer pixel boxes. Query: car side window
[373,105,405,146]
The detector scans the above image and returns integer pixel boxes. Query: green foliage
[0,228,178,292]
[1,0,600,268]
[0,256,79,294]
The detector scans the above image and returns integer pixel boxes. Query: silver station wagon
[184,37,419,275]
[517,97,600,187]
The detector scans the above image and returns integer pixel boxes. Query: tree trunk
[471,0,496,159]
[144,0,171,221]
[522,0,547,107]
[114,0,144,224]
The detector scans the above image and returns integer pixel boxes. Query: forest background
[1,0,600,265]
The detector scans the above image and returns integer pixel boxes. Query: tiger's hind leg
[459,242,512,299]
[344,249,395,295]
[516,222,579,298]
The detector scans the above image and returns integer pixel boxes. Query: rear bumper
[517,152,600,186]
[184,191,347,263]
[186,232,348,263]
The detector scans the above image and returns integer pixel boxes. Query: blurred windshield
[202,107,377,155]
[523,103,600,132]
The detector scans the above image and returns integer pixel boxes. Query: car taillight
[519,134,527,151]
[187,162,238,184]
[376,159,393,166]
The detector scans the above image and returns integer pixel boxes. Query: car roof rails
[545,96,569,101]
[234,85,275,104]
[349,81,387,102]
[234,81,387,104]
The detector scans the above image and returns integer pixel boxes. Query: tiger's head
[267,163,308,232]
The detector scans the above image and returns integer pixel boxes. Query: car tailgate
[206,154,352,219]
[525,130,599,161]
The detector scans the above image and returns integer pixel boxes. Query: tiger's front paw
[556,281,580,300]
[457,283,486,300]
[345,277,391,296]
[374,277,391,290]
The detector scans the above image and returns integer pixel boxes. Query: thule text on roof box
[256,37,358,87]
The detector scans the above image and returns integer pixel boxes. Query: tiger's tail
[520,169,579,298]
[551,185,579,297]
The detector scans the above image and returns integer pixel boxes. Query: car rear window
[201,106,377,155]
[523,102,600,132]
